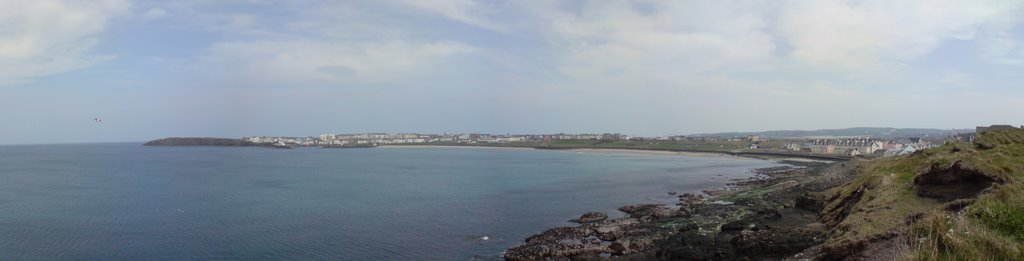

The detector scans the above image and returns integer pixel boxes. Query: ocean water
[0,143,783,260]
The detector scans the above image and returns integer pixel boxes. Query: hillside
[693,127,973,138]
[815,128,1024,259]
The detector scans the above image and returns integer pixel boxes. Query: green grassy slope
[818,129,1024,260]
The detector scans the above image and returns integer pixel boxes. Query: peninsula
[143,137,258,147]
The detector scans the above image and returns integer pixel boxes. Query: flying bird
[93,118,102,123]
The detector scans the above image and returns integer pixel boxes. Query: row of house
[780,137,935,157]
[251,132,636,146]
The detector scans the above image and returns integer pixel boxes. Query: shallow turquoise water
[0,143,781,260]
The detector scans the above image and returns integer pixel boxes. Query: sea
[0,143,784,260]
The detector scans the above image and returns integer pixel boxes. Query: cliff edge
[814,128,1024,260]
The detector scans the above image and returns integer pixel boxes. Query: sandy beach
[376,144,745,158]
[378,145,536,151]
[564,148,735,158]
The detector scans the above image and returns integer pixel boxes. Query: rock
[720,220,753,232]
[506,225,606,261]
[571,212,608,223]
[678,193,706,205]
[657,228,736,260]
[678,222,699,232]
[618,204,672,221]
[524,227,587,244]
[509,160,850,261]
[730,226,825,259]
[782,201,794,208]
[594,223,625,241]
[754,207,782,220]
[609,242,627,255]
[795,192,825,212]
[668,191,678,195]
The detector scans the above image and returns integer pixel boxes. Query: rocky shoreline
[503,160,857,260]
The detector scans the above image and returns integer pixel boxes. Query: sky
[1,0,1024,144]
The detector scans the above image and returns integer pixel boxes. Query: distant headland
[143,137,259,147]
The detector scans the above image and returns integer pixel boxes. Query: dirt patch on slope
[914,161,1002,202]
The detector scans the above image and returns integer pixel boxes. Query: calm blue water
[0,143,782,260]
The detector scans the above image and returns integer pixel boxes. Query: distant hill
[143,137,256,146]
[692,127,973,138]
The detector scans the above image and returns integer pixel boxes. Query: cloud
[979,32,1024,65]
[142,7,167,19]
[0,0,130,85]
[536,1,776,86]
[480,0,1024,132]
[198,40,477,85]
[393,0,505,31]
[777,0,1021,67]
[508,0,1024,93]
[159,1,487,87]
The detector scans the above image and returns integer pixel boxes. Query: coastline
[559,148,738,159]
[377,145,535,151]
[381,145,742,159]
[141,137,851,162]
[503,160,855,260]
[378,143,849,162]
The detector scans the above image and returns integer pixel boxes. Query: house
[785,143,801,151]
[872,149,888,157]
[868,141,885,154]
[849,149,861,157]
[897,145,917,156]
[955,133,975,142]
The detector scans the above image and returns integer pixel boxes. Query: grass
[972,183,1024,241]
[818,129,1024,259]
[907,209,1022,260]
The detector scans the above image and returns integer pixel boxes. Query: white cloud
[199,40,477,85]
[510,0,1024,91]
[142,7,167,19]
[980,32,1024,65]
[534,1,777,87]
[483,0,1024,132]
[164,1,486,87]
[0,0,129,84]
[393,0,504,31]
[777,0,1020,67]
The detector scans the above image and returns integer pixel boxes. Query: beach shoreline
[377,144,536,151]
[378,144,846,162]
[503,160,854,260]
[562,148,737,158]
[379,144,748,159]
